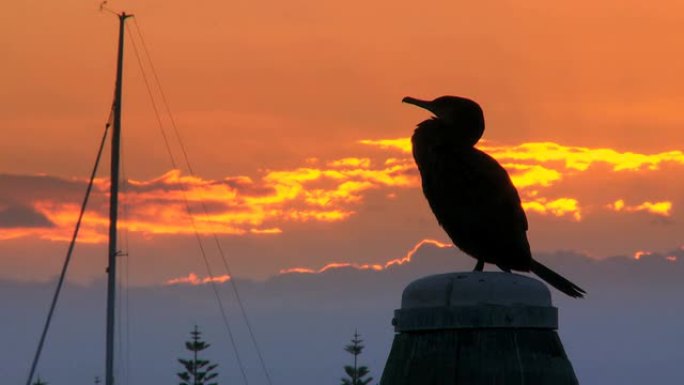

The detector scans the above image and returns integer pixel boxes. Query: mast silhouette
[106,12,131,385]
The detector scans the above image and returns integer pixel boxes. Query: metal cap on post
[380,272,579,385]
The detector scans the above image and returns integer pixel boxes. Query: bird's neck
[412,118,482,149]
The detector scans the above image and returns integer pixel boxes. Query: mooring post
[380,272,578,384]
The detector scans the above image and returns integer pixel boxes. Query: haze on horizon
[4,242,684,385]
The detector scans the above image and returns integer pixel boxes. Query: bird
[403,95,585,298]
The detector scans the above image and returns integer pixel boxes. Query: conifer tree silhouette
[177,325,219,385]
[341,330,373,385]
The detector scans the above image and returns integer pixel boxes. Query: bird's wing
[420,146,528,234]
[469,149,529,231]
[412,136,532,268]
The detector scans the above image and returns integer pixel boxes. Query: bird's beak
[402,96,433,112]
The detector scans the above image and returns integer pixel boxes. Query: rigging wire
[132,18,274,385]
[24,112,112,385]
[124,25,177,169]
[125,23,252,385]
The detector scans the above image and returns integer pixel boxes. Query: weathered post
[380,272,578,384]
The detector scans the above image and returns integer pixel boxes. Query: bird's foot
[473,259,484,272]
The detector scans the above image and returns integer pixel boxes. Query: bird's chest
[416,149,484,205]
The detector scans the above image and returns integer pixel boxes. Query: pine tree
[32,376,47,385]
[177,325,219,385]
[340,330,373,385]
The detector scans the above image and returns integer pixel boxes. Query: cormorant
[403,95,585,298]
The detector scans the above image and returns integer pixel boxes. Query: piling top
[402,271,552,308]
[394,272,557,331]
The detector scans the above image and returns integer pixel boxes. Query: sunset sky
[2,0,683,286]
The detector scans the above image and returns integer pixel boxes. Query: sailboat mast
[106,12,131,385]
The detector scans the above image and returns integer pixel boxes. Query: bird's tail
[531,260,586,298]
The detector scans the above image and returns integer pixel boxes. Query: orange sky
[1,0,683,284]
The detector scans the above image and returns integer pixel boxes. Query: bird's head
[402,95,485,147]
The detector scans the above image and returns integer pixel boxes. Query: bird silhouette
[403,95,585,298]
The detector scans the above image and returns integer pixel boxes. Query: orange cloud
[358,138,412,153]
[608,199,673,217]
[633,250,650,260]
[278,262,383,275]
[327,158,372,168]
[0,202,109,243]
[279,238,452,275]
[5,152,417,242]
[360,138,683,220]
[166,272,231,286]
[4,138,682,243]
[522,198,582,221]
[360,137,684,173]
[632,251,679,263]
[483,142,684,172]
[383,238,453,268]
[503,164,563,189]
[249,227,283,235]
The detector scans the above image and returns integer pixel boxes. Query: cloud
[165,272,231,285]
[483,142,684,172]
[360,138,683,221]
[0,155,416,242]
[0,204,54,229]
[249,227,283,235]
[632,247,682,263]
[358,138,412,152]
[161,238,684,297]
[522,198,582,221]
[279,238,452,275]
[259,239,684,295]
[360,137,684,177]
[607,199,673,217]
[0,174,90,203]
[1,138,681,244]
